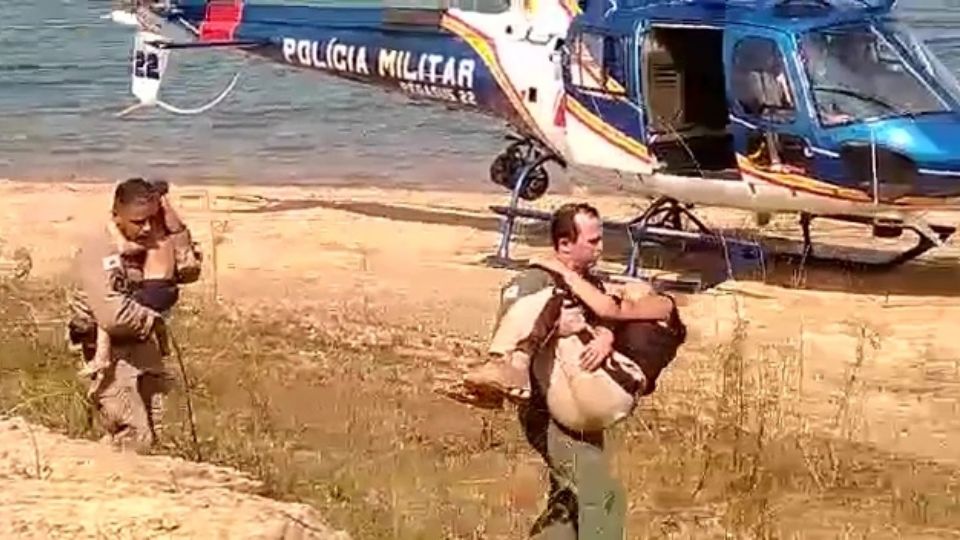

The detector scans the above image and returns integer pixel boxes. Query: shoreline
[0,158,639,199]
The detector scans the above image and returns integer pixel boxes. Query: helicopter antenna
[869,122,879,205]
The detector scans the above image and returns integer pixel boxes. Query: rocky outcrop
[0,416,351,540]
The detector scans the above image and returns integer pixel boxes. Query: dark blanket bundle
[611,300,687,396]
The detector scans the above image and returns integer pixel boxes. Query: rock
[0,416,351,540]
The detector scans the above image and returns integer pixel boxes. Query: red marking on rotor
[200,0,244,42]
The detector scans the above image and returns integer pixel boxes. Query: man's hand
[581,326,614,371]
[159,193,186,234]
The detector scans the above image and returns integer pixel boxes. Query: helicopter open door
[561,22,657,174]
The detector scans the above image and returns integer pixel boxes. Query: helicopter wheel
[489,142,550,201]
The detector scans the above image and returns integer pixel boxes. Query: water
[0,0,507,187]
[1,0,960,187]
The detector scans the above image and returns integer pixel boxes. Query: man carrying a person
[471,202,682,538]
[68,177,202,453]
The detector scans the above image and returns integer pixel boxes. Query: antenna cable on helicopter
[116,30,247,118]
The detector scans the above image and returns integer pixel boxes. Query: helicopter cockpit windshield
[798,20,960,127]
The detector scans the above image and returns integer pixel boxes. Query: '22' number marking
[134,51,160,80]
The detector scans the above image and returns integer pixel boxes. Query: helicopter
[109,0,960,282]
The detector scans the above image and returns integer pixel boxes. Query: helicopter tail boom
[116,0,571,155]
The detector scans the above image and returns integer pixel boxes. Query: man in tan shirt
[68,178,201,453]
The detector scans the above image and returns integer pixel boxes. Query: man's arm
[160,195,202,285]
[531,257,674,321]
[75,237,159,341]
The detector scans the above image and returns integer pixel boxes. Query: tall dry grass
[2,277,960,538]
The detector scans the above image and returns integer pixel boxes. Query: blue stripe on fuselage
[169,2,521,129]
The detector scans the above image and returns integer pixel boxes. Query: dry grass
[0,280,93,439]
[2,277,960,539]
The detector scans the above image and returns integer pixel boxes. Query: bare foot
[462,355,532,402]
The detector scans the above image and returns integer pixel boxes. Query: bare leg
[81,327,117,400]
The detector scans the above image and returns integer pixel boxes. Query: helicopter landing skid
[780,213,957,270]
[620,197,766,290]
[486,194,956,291]
[623,203,958,278]
[487,196,766,292]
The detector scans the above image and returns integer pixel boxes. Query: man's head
[550,202,603,273]
[112,177,160,242]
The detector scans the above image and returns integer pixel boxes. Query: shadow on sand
[217,195,960,298]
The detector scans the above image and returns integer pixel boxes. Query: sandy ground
[2,177,960,467]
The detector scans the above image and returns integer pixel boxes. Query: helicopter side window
[731,37,797,123]
[568,31,629,97]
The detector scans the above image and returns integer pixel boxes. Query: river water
[2,0,960,187]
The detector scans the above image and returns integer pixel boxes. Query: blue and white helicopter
[110,0,960,279]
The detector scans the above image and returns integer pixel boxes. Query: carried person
[464,221,685,431]
[67,177,202,453]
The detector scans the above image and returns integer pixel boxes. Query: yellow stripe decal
[736,154,957,207]
[565,97,653,163]
[736,154,871,202]
[560,0,580,17]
